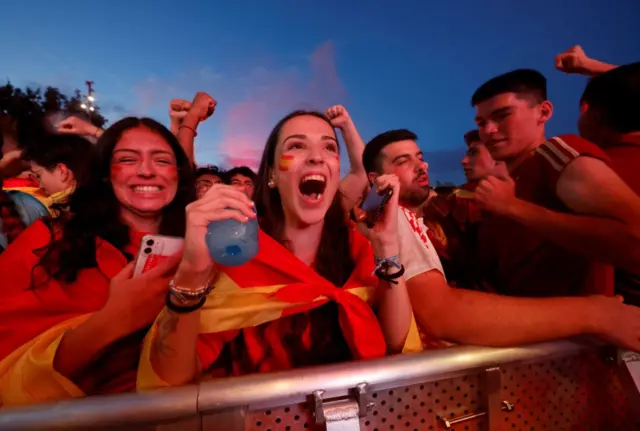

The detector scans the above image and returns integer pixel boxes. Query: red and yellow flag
[278,154,294,171]
[138,228,423,389]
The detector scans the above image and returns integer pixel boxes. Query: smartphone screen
[361,186,388,212]
[354,186,393,228]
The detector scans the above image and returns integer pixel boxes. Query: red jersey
[475,135,614,297]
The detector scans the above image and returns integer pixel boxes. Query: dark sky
[2,0,639,182]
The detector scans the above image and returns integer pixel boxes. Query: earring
[268,179,275,188]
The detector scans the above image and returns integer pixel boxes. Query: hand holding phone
[351,186,394,228]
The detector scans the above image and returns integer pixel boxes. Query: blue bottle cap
[224,245,242,257]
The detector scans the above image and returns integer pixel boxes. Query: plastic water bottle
[205,213,259,266]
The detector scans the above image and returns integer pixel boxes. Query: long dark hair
[254,110,355,287]
[34,117,195,284]
[211,111,356,373]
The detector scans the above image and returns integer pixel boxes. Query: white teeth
[133,186,161,193]
[302,174,326,183]
[310,193,323,201]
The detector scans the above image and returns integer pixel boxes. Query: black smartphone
[351,186,393,228]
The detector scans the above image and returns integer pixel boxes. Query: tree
[0,82,107,129]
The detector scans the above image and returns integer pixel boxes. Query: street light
[80,80,96,117]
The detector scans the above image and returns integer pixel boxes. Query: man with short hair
[195,165,225,199]
[226,166,256,199]
[574,62,640,305]
[577,62,640,194]
[471,69,640,284]
[362,128,640,350]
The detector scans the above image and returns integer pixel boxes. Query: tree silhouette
[0,82,107,128]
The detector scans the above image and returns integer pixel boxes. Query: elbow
[413,307,452,342]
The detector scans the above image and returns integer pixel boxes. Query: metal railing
[0,337,635,430]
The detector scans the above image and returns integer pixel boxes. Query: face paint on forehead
[278,154,295,172]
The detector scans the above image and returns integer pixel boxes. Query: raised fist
[555,45,590,75]
[188,92,217,122]
[325,105,352,130]
[169,99,191,120]
[58,116,101,138]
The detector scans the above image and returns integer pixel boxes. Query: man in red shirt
[363,129,640,350]
[574,62,640,304]
[577,62,640,196]
[471,70,640,295]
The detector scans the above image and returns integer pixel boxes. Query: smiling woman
[0,117,195,407]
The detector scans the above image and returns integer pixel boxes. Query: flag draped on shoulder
[138,228,423,389]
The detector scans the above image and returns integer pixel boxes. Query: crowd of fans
[0,45,638,408]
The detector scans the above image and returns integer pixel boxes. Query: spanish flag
[278,154,294,171]
[138,228,423,389]
[2,184,74,218]
[0,223,145,407]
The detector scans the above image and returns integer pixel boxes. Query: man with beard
[362,129,640,350]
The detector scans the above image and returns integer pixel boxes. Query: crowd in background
[0,45,638,408]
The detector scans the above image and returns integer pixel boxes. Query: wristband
[166,292,206,314]
[375,265,405,285]
[372,254,401,275]
[179,125,198,137]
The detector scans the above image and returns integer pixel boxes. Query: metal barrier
[0,337,638,431]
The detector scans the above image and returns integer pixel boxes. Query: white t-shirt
[397,207,445,281]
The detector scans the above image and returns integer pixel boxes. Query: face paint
[278,154,294,172]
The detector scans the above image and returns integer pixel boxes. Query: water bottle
[205,213,259,266]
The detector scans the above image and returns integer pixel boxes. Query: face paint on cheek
[165,165,178,182]
[110,164,123,180]
[278,154,294,172]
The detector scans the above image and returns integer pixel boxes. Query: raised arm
[555,45,617,77]
[475,157,640,274]
[325,105,368,211]
[175,92,216,166]
[358,175,411,352]
[57,116,103,143]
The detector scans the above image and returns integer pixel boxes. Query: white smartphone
[133,234,184,276]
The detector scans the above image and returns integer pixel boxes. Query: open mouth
[298,174,327,202]
[131,185,163,194]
